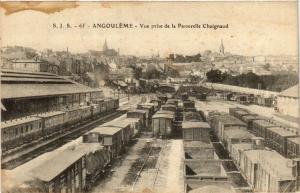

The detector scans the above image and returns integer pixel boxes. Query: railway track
[2,110,126,169]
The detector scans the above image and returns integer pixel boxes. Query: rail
[2,110,126,169]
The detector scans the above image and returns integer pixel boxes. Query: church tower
[219,39,225,56]
[103,38,108,51]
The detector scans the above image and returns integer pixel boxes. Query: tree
[206,69,223,83]
[133,67,142,79]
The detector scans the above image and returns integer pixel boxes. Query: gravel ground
[90,139,147,193]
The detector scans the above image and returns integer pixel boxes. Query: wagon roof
[224,129,255,139]
[1,116,42,129]
[155,110,175,115]
[92,126,123,135]
[188,184,235,193]
[167,99,178,102]
[182,121,211,129]
[267,127,298,137]
[253,119,276,127]
[127,109,147,114]
[215,115,246,126]
[184,141,213,149]
[231,143,253,152]
[288,137,300,145]
[138,103,154,108]
[141,102,156,106]
[123,117,140,123]
[30,143,103,182]
[235,110,250,115]
[152,113,174,119]
[242,115,264,121]
[102,119,131,128]
[32,111,65,118]
[161,104,176,108]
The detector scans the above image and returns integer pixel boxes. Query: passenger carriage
[1,116,43,149]
[33,111,65,135]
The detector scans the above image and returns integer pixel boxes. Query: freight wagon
[88,126,123,159]
[252,119,276,138]
[101,120,132,146]
[161,104,177,113]
[209,114,247,142]
[265,126,298,157]
[182,121,211,142]
[241,115,266,132]
[152,111,175,138]
[223,128,255,154]
[287,137,300,159]
[127,109,147,129]
[29,143,108,193]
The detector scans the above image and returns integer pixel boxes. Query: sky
[0,2,298,57]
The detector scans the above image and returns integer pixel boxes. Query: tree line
[206,69,298,92]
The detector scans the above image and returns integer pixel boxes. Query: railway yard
[1,72,300,193]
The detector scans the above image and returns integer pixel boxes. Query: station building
[276,84,299,118]
[1,69,103,121]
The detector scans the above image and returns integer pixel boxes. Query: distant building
[1,59,59,74]
[219,39,225,56]
[102,38,119,57]
[276,84,299,118]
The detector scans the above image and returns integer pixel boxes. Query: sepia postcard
[0,1,299,193]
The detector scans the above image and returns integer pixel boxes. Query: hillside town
[1,39,298,93]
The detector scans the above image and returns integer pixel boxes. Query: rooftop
[1,70,101,99]
[30,143,103,182]
[279,84,298,98]
[182,121,211,129]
